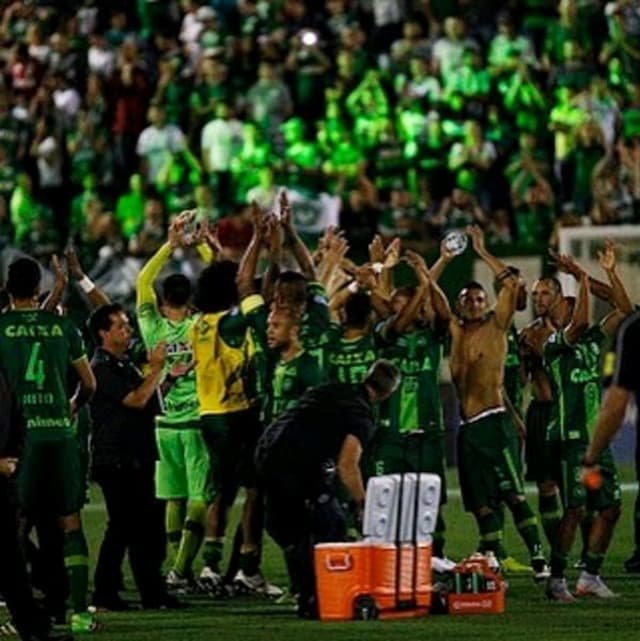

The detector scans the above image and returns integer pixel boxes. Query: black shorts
[524,400,554,483]
[201,407,262,500]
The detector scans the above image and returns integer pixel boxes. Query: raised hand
[439,236,457,263]
[355,264,377,290]
[279,190,293,230]
[466,224,485,256]
[51,254,68,290]
[64,246,85,280]
[550,249,584,278]
[404,249,429,276]
[369,234,385,264]
[383,237,402,269]
[597,239,617,273]
[201,219,223,255]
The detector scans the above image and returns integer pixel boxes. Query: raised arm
[564,268,590,345]
[391,251,427,334]
[262,214,282,305]
[236,201,267,299]
[430,237,457,282]
[65,247,111,309]
[551,249,614,304]
[280,190,315,281]
[41,255,68,313]
[467,225,517,329]
[598,239,633,315]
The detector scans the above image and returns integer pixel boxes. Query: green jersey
[300,282,331,351]
[138,303,200,426]
[378,321,445,436]
[0,309,86,439]
[270,350,325,422]
[325,323,379,384]
[544,325,605,442]
[504,325,523,412]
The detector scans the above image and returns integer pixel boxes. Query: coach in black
[0,365,69,641]
[255,359,401,618]
[88,303,178,609]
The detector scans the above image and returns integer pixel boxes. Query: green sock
[202,538,224,572]
[584,551,604,576]
[539,493,562,548]
[166,501,185,558]
[239,549,260,576]
[174,501,206,577]
[579,511,595,562]
[64,530,89,613]
[477,511,502,556]
[510,500,543,559]
[494,505,508,559]
[432,514,445,558]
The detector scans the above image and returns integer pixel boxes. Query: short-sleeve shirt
[324,324,379,385]
[269,350,325,422]
[377,321,445,436]
[0,309,86,440]
[266,382,375,470]
[90,347,161,468]
[544,325,606,442]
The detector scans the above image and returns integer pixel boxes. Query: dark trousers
[0,478,50,639]
[257,444,346,607]
[93,463,166,605]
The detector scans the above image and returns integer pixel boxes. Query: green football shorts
[547,440,621,511]
[457,409,525,513]
[524,400,553,483]
[372,431,447,504]
[18,435,83,516]
[155,421,213,502]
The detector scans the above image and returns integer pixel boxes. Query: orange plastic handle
[324,553,353,571]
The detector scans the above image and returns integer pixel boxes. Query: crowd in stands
[0,0,639,282]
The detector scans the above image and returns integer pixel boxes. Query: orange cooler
[370,542,432,611]
[314,542,372,620]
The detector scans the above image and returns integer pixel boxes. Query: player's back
[0,308,85,437]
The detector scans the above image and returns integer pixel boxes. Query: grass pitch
[49,468,640,640]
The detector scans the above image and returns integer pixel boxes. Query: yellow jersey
[191,295,262,416]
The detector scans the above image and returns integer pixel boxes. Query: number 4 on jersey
[26,341,46,389]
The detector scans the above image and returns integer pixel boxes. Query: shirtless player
[450,226,546,579]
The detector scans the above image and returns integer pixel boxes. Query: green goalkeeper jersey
[269,350,325,422]
[138,306,200,426]
[0,309,86,439]
[377,321,445,436]
[136,242,200,427]
[544,324,605,442]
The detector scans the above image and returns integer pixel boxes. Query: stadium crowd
[0,0,638,277]
[1,0,640,640]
